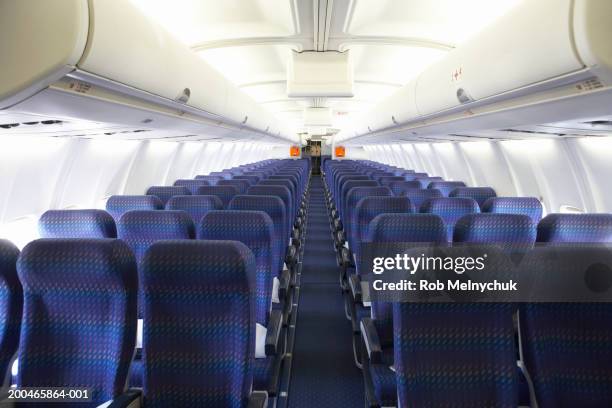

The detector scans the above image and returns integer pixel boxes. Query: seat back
[117,210,195,265]
[228,195,286,273]
[449,187,497,208]
[378,176,406,186]
[400,188,443,210]
[165,195,223,225]
[146,186,191,206]
[339,180,378,218]
[106,195,164,222]
[142,241,255,408]
[199,211,275,327]
[421,198,480,242]
[522,214,612,407]
[247,186,293,231]
[481,197,543,225]
[414,176,444,188]
[218,179,251,194]
[17,239,137,405]
[0,240,21,385]
[536,213,612,243]
[388,181,422,197]
[393,301,517,407]
[194,175,223,185]
[195,185,240,208]
[234,175,260,185]
[355,196,412,247]
[428,181,466,197]
[453,213,537,245]
[345,187,392,247]
[366,214,447,346]
[173,179,211,194]
[404,172,428,181]
[39,209,117,238]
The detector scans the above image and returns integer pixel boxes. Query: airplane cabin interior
[1,0,612,407]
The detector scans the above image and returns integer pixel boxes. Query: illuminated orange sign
[290,146,300,157]
[335,146,346,157]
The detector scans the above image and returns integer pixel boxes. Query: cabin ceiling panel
[130,0,298,45]
[344,0,522,46]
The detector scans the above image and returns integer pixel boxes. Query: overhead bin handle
[175,88,191,104]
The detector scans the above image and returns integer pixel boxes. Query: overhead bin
[0,0,296,143]
[342,0,612,140]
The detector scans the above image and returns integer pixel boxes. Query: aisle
[287,176,364,407]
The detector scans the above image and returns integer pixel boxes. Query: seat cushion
[369,349,396,407]
[253,357,275,391]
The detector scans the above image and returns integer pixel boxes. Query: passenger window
[0,215,40,249]
[559,205,584,214]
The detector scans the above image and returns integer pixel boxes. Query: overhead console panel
[0,0,296,143]
[338,0,612,143]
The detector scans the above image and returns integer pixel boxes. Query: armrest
[333,218,343,232]
[340,247,354,267]
[285,245,297,266]
[247,391,269,408]
[107,389,142,408]
[335,230,346,246]
[279,267,291,300]
[360,318,383,364]
[349,274,362,303]
[265,309,283,356]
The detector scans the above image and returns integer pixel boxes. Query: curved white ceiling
[129,0,522,137]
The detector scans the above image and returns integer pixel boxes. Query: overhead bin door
[415,0,584,116]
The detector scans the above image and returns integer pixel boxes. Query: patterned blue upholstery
[195,185,239,208]
[345,187,392,249]
[258,180,296,211]
[199,211,275,327]
[421,197,480,242]
[520,301,612,408]
[404,172,428,181]
[482,197,543,225]
[414,176,444,188]
[146,186,191,206]
[209,171,233,180]
[369,349,395,407]
[195,175,223,185]
[17,239,137,406]
[450,187,497,208]
[394,302,518,407]
[39,209,117,239]
[400,188,443,210]
[234,175,260,185]
[141,241,255,408]
[0,240,21,385]
[388,181,422,197]
[454,213,537,244]
[429,181,466,197]
[339,180,378,219]
[117,210,196,266]
[165,195,223,225]
[367,213,447,345]
[218,179,251,194]
[524,213,612,406]
[536,214,612,243]
[106,195,164,222]
[173,179,210,194]
[378,176,406,186]
[228,195,287,274]
[247,186,293,229]
[355,197,412,246]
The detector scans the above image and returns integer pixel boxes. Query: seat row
[0,158,311,407]
[322,159,612,408]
